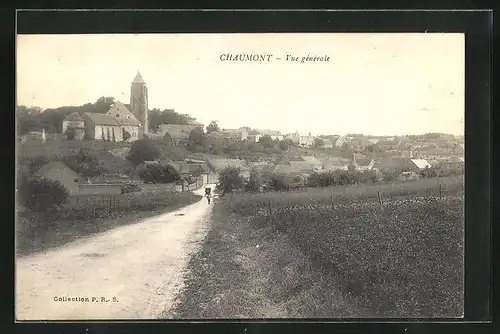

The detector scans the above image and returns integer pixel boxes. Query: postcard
[15,32,465,320]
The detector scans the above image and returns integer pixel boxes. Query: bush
[17,164,30,188]
[127,138,160,166]
[163,132,174,146]
[121,183,141,194]
[216,166,245,196]
[27,156,50,173]
[420,166,438,178]
[65,128,75,140]
[82,161,104,178]
[244,169,262,193]
[307,170,365,188]
[62,149,103,177]
[123,130,131,141]
[380,168,403,182]
[278,140,289,151]
[137,163,181,184]
[269,173,287,191]
[19,177,69,212]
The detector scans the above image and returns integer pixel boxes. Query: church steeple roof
[132,71,146,84]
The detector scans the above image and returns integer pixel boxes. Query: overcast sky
[16,33,464,136]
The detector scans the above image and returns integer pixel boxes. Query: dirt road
[16,185,215,320]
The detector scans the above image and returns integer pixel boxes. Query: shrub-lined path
[16,185,215,320]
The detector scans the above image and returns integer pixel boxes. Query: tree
[163,132,174,146]
[187,128,208,152]
[62,149,104,177]
[216,166,245,196]
[278,140,289,151]
[137,163,181,184]
[92,96,115,113]
[258,135,275,148]
[420,166,438,178]
[314,138,325,148]
[381,168,402,182]
[269,173,287,191]
[17,106,43,134]
[19,177,69,212]
[123,130,131,141]
[206,120,220,134]
[27,156,50,173]
[82,161,103,178]
[149,108,197,132]
[126,138,160,166]
[347,163,357,173]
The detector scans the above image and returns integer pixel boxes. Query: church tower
[130,71,149,135]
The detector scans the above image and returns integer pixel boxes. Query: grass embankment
[175,176,464,318]
[16,191,202,257]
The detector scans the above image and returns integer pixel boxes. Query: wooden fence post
[377,190,384,213]
[76,198,79,210]
[268,201,272,216]
[439,184,442,198]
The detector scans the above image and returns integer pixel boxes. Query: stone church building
[63,72,149,142]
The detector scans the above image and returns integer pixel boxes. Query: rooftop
[35,161,78,177]
[84,112,120,126]
[132,71,146,84]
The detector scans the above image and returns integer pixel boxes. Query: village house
[222,128,248,141]
[255,129,281,136]
[35,161,123,196]
[350,155,376,171]
[321,157,349,171]
[246,134,261,143]
[60,72,149,142]
[374,158,432,174]
[335,135,354,148]
[367,138,380,145]
[157,124,203,146]
[83,112,124,142]
[299,134,316,148]
[105,101,142,141]
[285,131,300,145]
[168,161,211,184]
[35,161,82,196]
[62,113,86,140]
[319,138,334,148]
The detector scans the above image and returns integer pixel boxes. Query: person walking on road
[205,187,212,204]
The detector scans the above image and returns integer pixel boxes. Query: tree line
[17,97,197,135]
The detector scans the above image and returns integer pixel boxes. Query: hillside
[18,134,134,174]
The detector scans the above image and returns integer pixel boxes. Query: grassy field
[176,176,464,318]
[16,190,202,257]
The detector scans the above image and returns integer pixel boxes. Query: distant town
[17,71,465,197]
